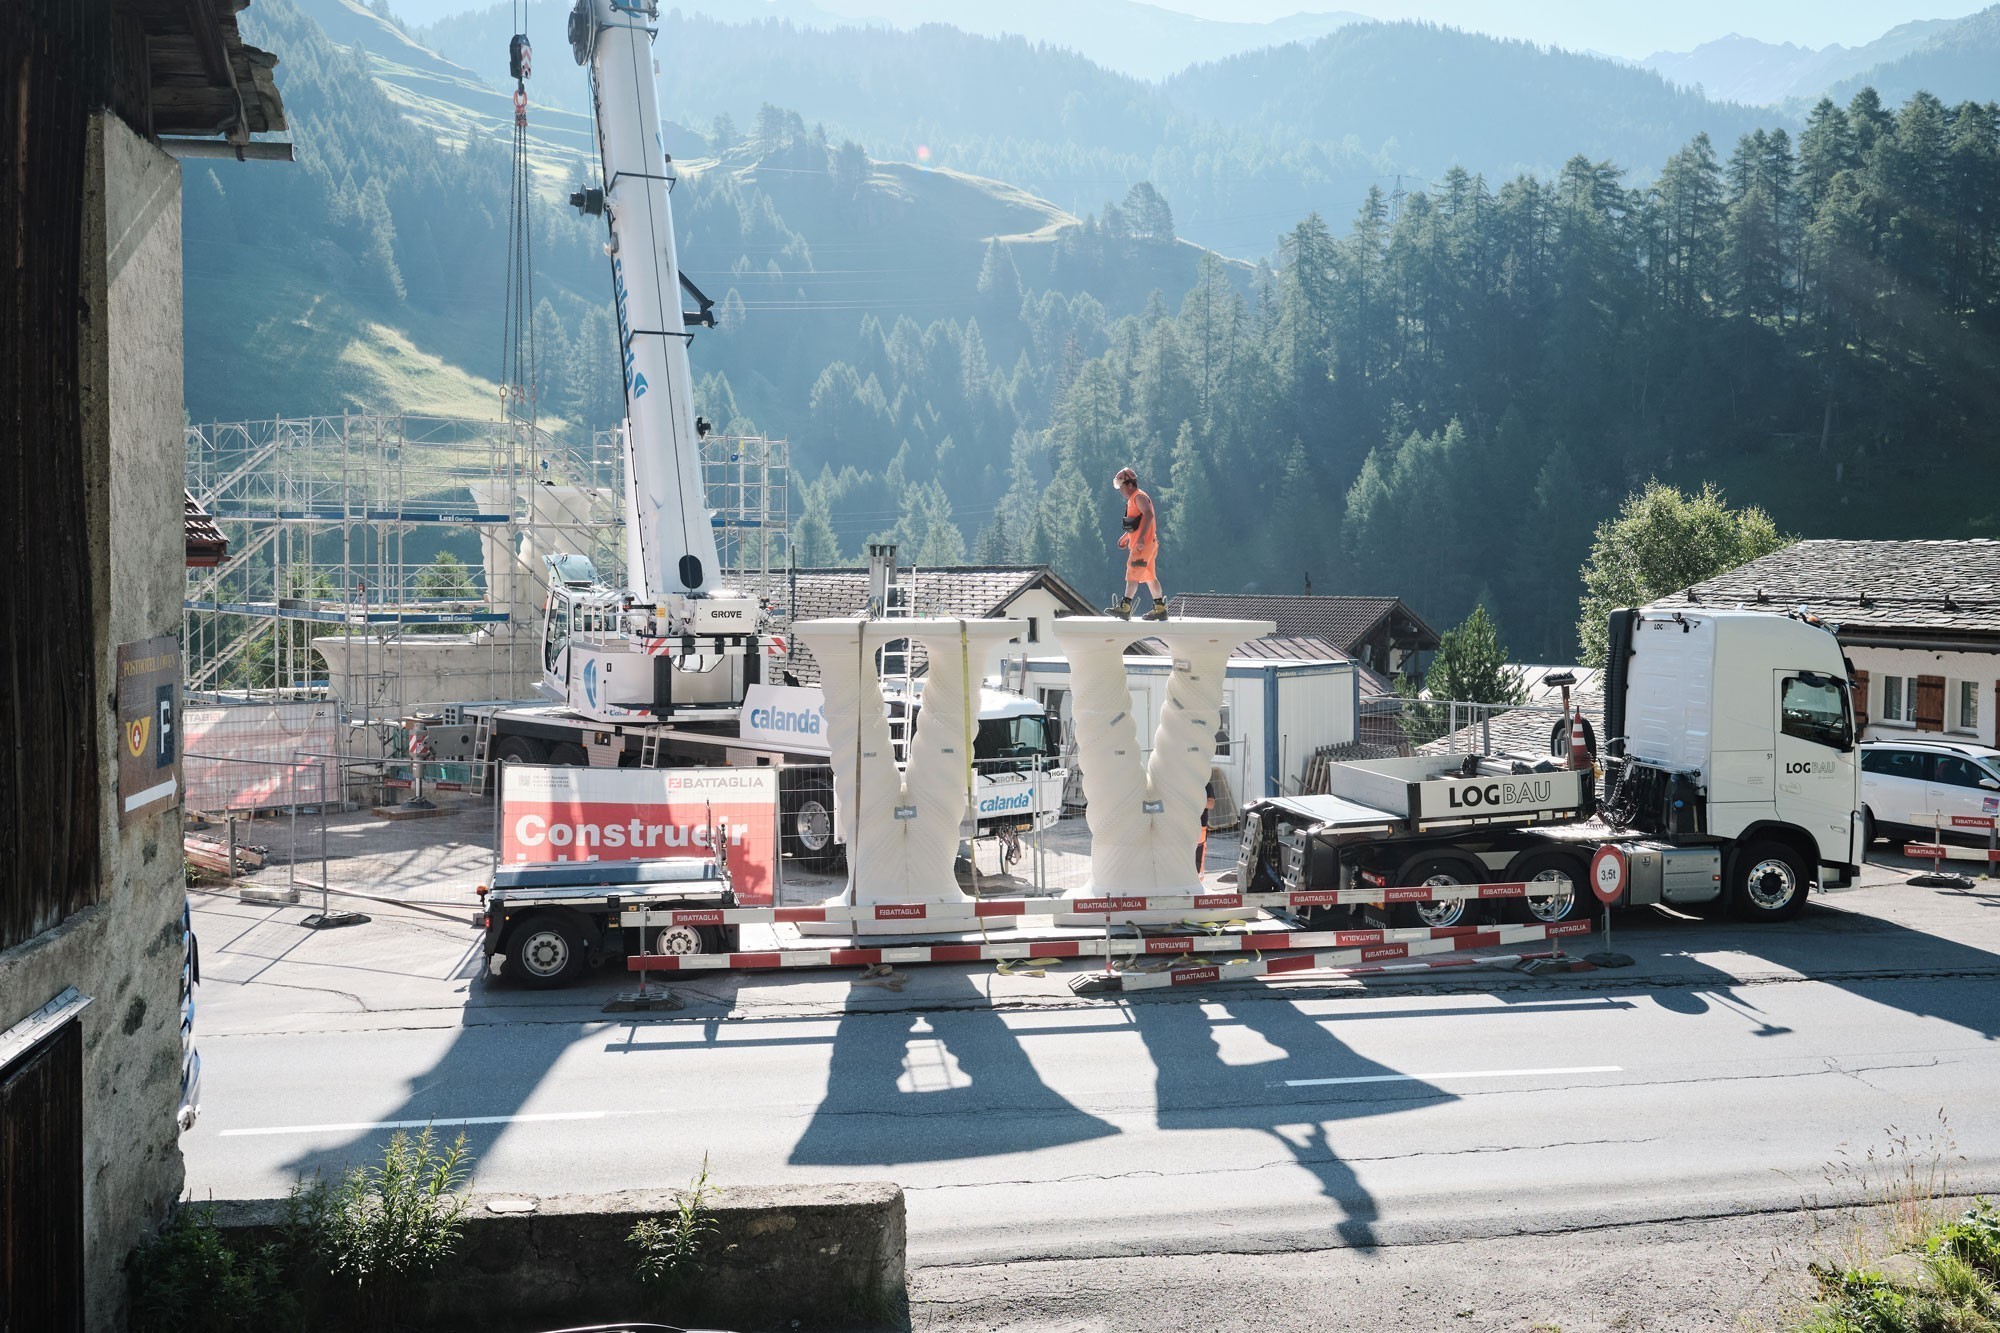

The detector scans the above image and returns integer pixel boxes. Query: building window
[1881,675,1916,725]
[1215,696,1234,758]
[1027,616,1039,644]
[1957,680,1979,733]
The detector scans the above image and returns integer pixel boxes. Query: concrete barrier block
[206,1180,905,1330]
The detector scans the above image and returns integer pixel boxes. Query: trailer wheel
[1391,854,1484,929]
[650,923,721,956]
[491,735,548,766]
[783,778,845,873]
[505,911,586,987]
[1731,841,1810,922]
[1505,851,1591,925]
[547,742,589,767]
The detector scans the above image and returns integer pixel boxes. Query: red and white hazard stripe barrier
[1899,841,2000,863]
[1093,920,1596,993]
[627,918,1591,975]
[619,878,1572,931]
[1897,810,1999,876]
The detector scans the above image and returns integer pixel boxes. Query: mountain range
[395,0,1370,82]
[1640,6,2000,107]
[411,0,1781,259]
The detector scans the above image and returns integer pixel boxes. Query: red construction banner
[499,765,781,904]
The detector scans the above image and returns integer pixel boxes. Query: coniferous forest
[197,0,2000,661]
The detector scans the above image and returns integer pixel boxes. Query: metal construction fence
[181,754,329,906]
[180,729,1253,912]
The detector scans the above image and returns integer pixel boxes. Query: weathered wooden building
[0,2,285,1328]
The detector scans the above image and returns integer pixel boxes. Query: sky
[1142,0,1991,58]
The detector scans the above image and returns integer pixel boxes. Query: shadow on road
[1124,993,1449,1248]
[788,971,1119,1166]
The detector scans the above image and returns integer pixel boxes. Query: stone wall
[0,110,192,1330]
[209,1182,907,1331]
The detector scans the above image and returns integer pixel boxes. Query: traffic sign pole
[1585,844,1634,969]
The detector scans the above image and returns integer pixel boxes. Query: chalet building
[1167,592,1441,682]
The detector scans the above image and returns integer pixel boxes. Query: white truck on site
[1238,606,1863,927]
[472,0,1062,878]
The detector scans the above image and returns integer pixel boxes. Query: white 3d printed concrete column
[793,618,1024,930]
[1052,618,1272,910]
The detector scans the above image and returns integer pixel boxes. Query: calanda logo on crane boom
[611,255,649,401]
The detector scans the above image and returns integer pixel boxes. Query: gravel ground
[909,1200,1948,1332]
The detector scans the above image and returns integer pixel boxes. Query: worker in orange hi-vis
[1105,467,1167,621]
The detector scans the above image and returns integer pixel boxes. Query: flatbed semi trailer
[1239,605,1864,929]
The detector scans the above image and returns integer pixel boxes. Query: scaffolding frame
[590,428,792,588]
[185,414,788,710]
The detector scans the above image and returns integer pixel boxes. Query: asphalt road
[184,858,2000,1269]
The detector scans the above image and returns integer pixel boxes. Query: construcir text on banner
[499,765,780,904]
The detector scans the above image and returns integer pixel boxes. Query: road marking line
[1281,1064,1623,1088]
[219,1110,612,1137]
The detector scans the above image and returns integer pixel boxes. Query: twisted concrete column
[1051,617,1272,912]
[793,617,1023,931]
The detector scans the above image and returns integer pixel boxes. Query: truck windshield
[974,714,1060,764]
[1781,674,1852,751]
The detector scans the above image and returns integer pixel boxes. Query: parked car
[1858,737,2000,845]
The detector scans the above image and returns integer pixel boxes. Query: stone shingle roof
[1653,540,2000,644]
[739,565,1095,684]
[1167,593,1441,654]
[1417,688,1606,759]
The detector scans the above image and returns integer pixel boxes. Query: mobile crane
[473,0,1064,880]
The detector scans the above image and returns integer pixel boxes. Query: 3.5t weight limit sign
[1588,844,1628,905]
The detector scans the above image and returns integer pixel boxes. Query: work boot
[1143,602,1169,621]
[1104,596,1132,619]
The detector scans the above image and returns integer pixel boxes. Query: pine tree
[359,177,404,301]
[1428,605,1525,706]
[793,486,841,566]
[1162,422,1219,591]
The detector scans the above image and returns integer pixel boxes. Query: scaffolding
[589,427,792,586]
[184,413,789,713]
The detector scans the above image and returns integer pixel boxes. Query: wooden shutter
[1,1021,86,1333]
[1915,674,1947,732]
[1850,669,1869,735]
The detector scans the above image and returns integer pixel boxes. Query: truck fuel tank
[1621,841,1722,906]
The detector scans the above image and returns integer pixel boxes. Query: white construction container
[1017,654,1357,806]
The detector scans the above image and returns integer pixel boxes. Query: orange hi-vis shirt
[1124,486,1157,579]
[1125,487,1156,548]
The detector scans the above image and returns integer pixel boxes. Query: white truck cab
[1608,606,1861,885]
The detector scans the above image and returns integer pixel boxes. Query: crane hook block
[569,186,606,216]
[508,34,533,81]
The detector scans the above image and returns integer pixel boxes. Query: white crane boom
[530,0,769,724]
[570,0,718,600]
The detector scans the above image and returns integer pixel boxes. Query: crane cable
[501,3,536,426]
